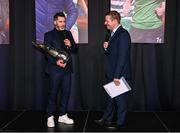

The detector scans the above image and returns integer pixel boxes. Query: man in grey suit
[95,11,131,129]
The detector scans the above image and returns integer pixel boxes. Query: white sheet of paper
[103,77,131,98]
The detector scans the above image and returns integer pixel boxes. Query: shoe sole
[47,124,55,128]
[58,120,74,125]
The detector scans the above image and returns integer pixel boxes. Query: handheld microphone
[63,31,67,40]
[63,31,70,49]
[105,30,111,42]
[104,30,110,51]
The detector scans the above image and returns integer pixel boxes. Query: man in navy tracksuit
[44,12,78,127]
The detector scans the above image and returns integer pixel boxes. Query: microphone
[63,30,67,40]
[63,30,70,49]
[105,30,111,41]
[104,30,110,51]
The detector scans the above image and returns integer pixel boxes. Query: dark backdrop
[0,0,180,111]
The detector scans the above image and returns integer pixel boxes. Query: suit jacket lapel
[109,26,123,43]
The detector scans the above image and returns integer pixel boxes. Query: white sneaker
[58,114,74,124]
[47,116,55,127]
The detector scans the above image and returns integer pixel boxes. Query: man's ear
[54,21,56,25]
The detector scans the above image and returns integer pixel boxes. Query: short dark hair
[105,11,121,23]
[53,12,66,20]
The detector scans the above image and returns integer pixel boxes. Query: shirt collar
[112,24,121,34]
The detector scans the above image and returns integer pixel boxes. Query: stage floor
[0,111,179,132]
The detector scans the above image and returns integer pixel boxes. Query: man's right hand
[103,42,109,50]
[56,59,66,68]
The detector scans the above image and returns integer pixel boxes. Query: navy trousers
[102,78,129,125]
[47,71,71,117]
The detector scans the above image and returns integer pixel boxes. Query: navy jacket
[44,28,78,75]
[104,26,131,81]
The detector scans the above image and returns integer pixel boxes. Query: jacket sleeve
[114,31,131,79]
[67,31,78,53]
[44,33,57,65]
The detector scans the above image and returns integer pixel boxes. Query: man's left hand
[64,39,71,47]
[113,78,120,86]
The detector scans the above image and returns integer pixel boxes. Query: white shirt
[112,24,121,36]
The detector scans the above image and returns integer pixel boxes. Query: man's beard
[56,26,65,31]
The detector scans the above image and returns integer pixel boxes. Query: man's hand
[56,59,66,68]
[155,2,165,17]
[122,0,132,16]
[64,39,71,48]
[103,41,109,50]
[113,78,120,86]
[155,7,165,17]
